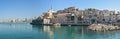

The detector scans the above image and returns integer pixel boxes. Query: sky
[0,0,120,19]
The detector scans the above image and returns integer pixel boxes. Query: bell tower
[48,6,54,18]
[48,0,54,19]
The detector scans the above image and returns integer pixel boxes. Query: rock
[87,24,120,32]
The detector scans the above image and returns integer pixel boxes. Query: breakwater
[87,24,120,31]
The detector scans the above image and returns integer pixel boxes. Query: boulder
[87,24,120,31]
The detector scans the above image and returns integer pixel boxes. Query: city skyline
[1,0,120,19]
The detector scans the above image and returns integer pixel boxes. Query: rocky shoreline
[87,24,120,32]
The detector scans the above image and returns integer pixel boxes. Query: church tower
[47,0,54,19]
[48,6,54,18]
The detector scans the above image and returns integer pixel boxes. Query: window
[103,19,105,21]
[78,16,82,20]
[71,16,74,20]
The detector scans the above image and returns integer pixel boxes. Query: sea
[0,23,120,39]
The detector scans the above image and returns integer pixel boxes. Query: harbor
[1,0,120,39]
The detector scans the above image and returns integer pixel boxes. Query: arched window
[91,19,95,23]
[103,19,105,21]
[71,16,74,20]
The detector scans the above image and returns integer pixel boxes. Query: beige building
[38,6,119,25]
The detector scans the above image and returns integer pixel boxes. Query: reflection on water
[32,25,120,39]
[0,23,120,39]
[32,25,89,39]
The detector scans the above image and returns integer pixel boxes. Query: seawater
[0,23,120,39]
